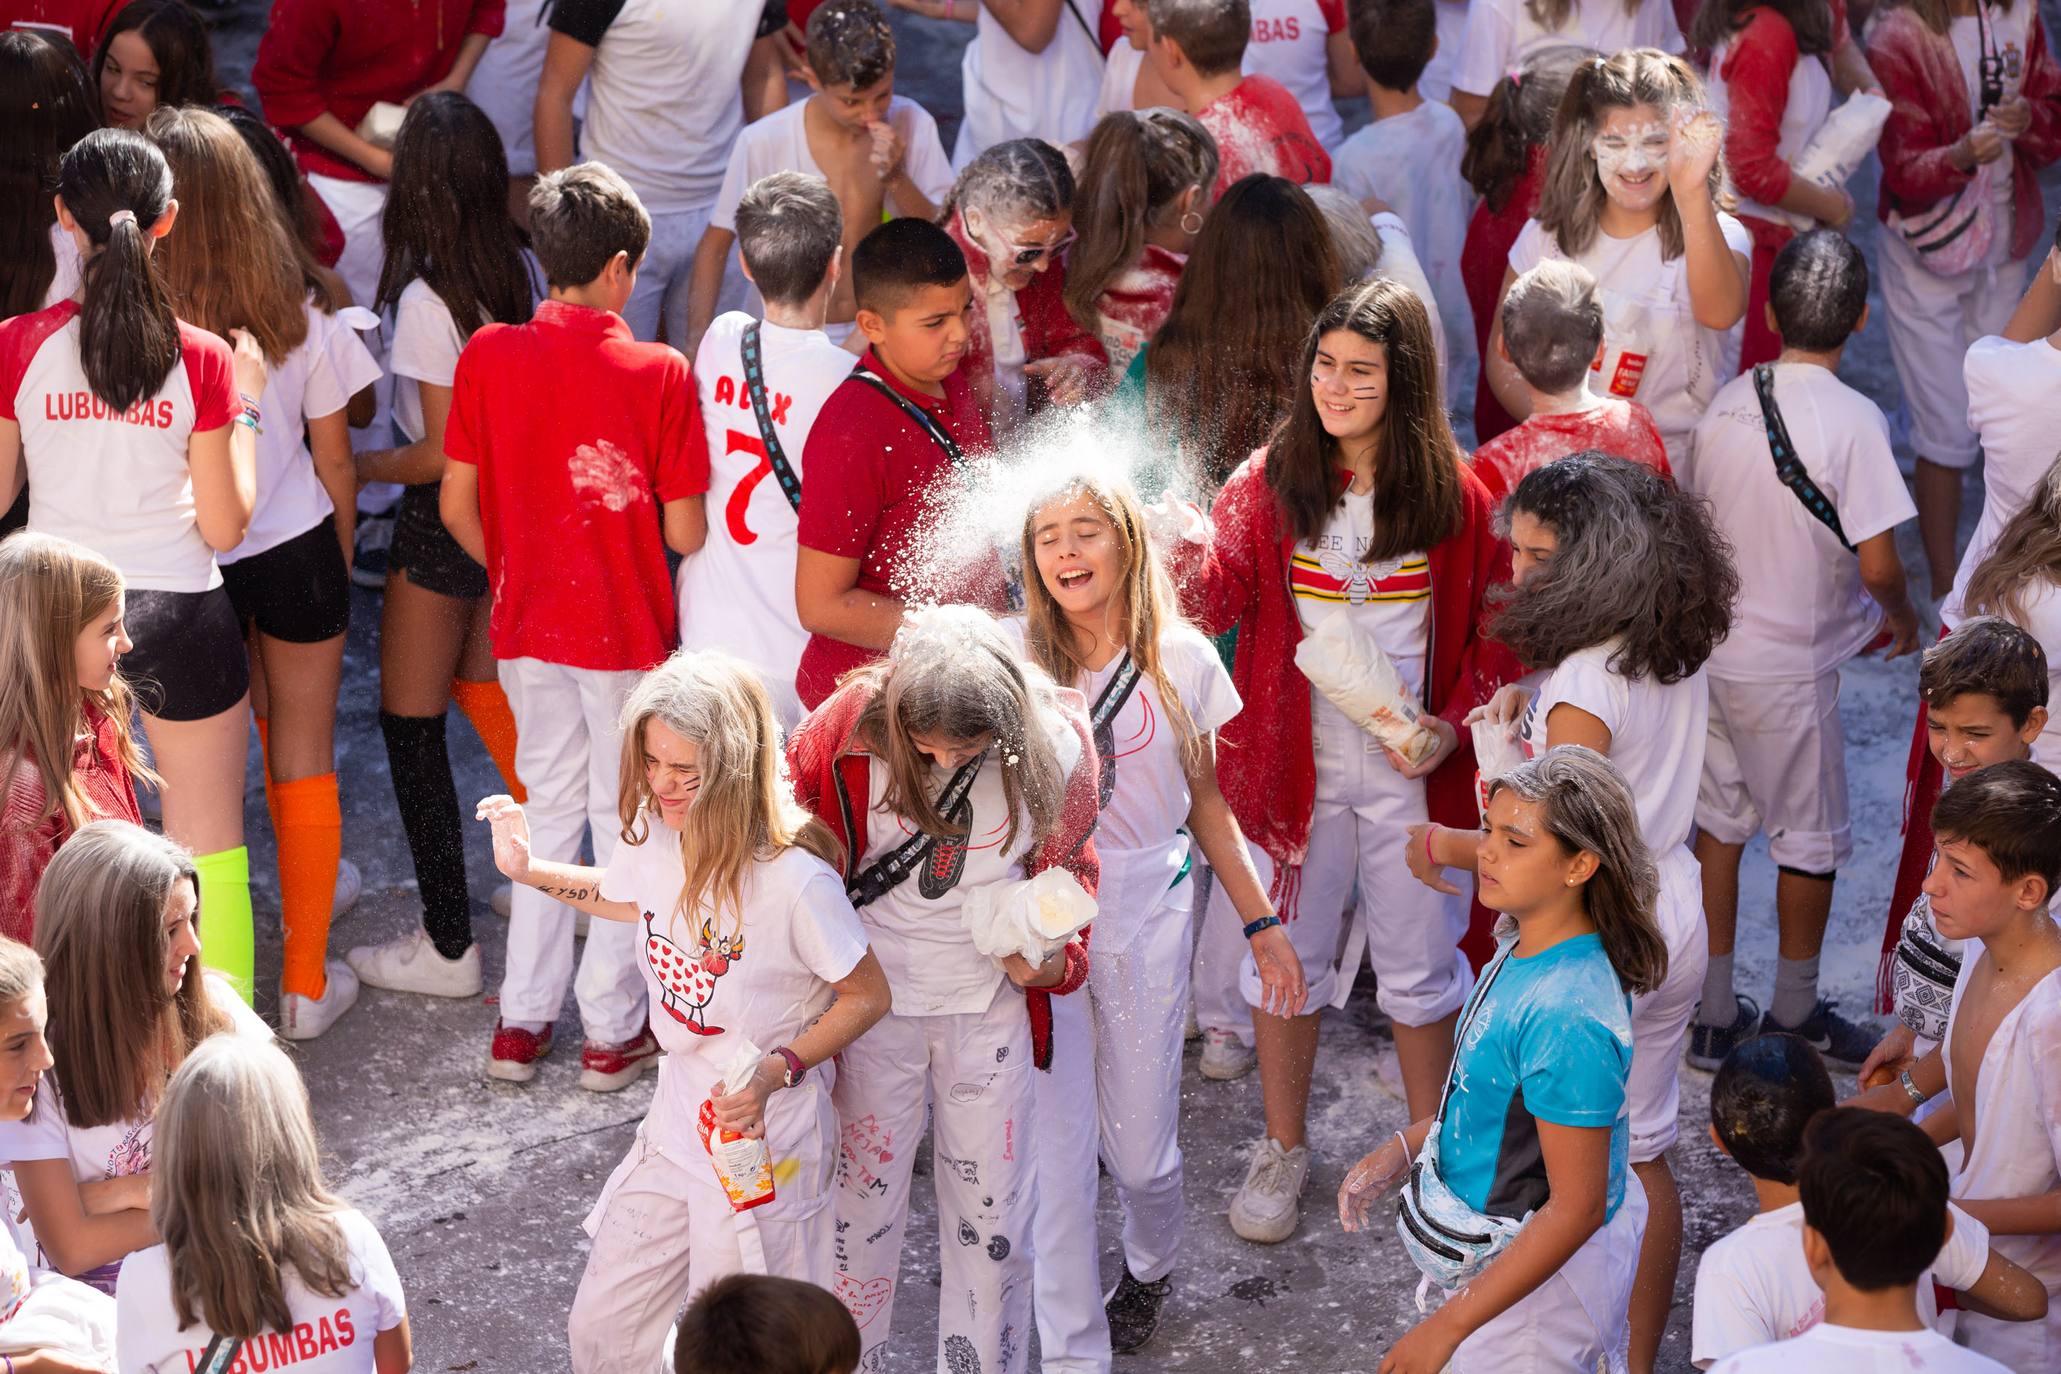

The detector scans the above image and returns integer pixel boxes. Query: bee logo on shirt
[643,912,745,1035]
[1290,549,1431,607]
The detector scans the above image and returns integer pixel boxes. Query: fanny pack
[839,754,985,908]
[1395,948,1529,1293]
[1886,1,2005,275]
[1893,895,1962,1043]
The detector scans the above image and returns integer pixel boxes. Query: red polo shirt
[445,299,707,673]
[793,349,999,708]
[253,0,506,183]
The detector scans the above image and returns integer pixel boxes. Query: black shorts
[123,586,250,722]
[389,482,487,600]
[220,514,350,643]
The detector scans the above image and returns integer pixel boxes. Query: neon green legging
[191,845,253,1002]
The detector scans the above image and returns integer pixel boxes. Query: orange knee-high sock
[450,678,527,802]
[275,772,343,1000]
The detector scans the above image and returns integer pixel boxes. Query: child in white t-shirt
[688,1,953,352]
[682,173,858,730]
[1694,1034,2045,1368]
[114,1037,409,1374]
[479,651,891,1374]
[0,935,116,1371]
[1010,473,1306,1361]
[1684,230,1919,1074]
[0,822,272,1297]
[1332,0,1471,377]
[1489,48,1752,470]
[1712,1107,2024,1374]
[1245,0,1356,148]
[1412,452,1736,1374]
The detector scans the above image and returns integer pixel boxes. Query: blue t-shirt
[1436,932,1635,1223]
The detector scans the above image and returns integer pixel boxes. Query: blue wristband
[1243,915,1282,939]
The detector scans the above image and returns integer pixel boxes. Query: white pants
[625,202,744,345]
[832,988,1037,1374]
[1192,859,1253,1042]
[1447,1171,1649,1373]
[1242,716,1472,1024]
[497,658,646,1043]
[569,1124,836,1374]
[1627,846,1708,1163]
[1697,670,1853,873]
[1878,230,2030,467]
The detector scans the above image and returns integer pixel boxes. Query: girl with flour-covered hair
[785,605,1102,1374]
[476,650,888,1374]
[1344,745,1663,1374]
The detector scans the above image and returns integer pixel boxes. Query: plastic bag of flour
[1293,608,1442,768]
[699,1037,775,1212]
[1772,94,1892,230]
[1471,717,1528,820]
[963,868,1097,966]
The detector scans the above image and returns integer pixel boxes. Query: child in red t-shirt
[1472,260,1671,505]
[1146,0,1331,195]
[792,216,1002,710]
[440,161,710,1090]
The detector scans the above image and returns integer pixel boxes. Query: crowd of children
[3,0,2061,1368]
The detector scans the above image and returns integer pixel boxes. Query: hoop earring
[1180,210,1205,234]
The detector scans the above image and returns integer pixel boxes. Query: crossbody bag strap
[845,754,986,908]
[197,1334,247,1374]
[1753,364,1855,554]
[742,322,803,513]
[1061,0,1099,45]
[1428,946,1513,1128]
[851,364,967,470]
[1089,652,1143,809]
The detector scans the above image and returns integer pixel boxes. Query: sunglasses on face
[1001,227,1077,268]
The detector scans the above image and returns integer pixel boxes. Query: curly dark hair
[1490,452,1737,683]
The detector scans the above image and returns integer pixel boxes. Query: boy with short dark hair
[1854,761,2061,1369]
[1145,0,1331,195]
[1693,1034,2043,1368]
[1685,229,1921,1072]
[1332,0,1470,378]
[685,0,954,353]
[682,171,857,728]
[1713,1108,2021,1373]
[792,217,1003,710]
[1858,619,2052,1084]
[1470,259,1671,502]
[440,160,709,1087]
[673,1274,861,1374]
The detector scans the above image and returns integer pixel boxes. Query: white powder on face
[1591,119,1670,210]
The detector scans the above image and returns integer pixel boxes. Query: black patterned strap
[1089,652,1142,810]
[742,323,803,513]
[850,364,966,469]
[1753,364,1854,554]
[843,754,985,908]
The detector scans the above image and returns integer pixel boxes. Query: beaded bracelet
[1242,914,1282,939]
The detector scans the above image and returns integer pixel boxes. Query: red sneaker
[581,1025,661,1093]
[486,1020,555,1084]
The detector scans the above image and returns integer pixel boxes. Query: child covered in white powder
[1487,48,1752,476]
[480,651,891,1374]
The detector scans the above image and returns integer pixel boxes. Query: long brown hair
[1489,746,1669,995]
[1146,174,1341,490]
[33,821,231,1130]
[1266,277,1464,557]
[144,105,309,363]
[0,31,100,320]
[615,651,843,944]
[851,607,1068,854]
[1062,109,1218,331]
[1019,474,1205,770]
[153,1038,355,1340]
[0,533,154,839]
[1965,455,2061,626]
[1526,0,1646,29]
[1538,49,1717,260]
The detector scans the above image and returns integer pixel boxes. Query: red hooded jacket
[784,676,1102,1069]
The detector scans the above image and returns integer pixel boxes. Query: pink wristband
[1423,825,1439,868]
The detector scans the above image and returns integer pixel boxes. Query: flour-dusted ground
[194,4,2061,1369]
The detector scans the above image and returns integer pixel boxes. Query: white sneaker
[1199,1027,1254,1081]
[332,858,363,919]
[280,960,360,1041]
[1229,1136,1309,1244]
[346,928,483,998]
